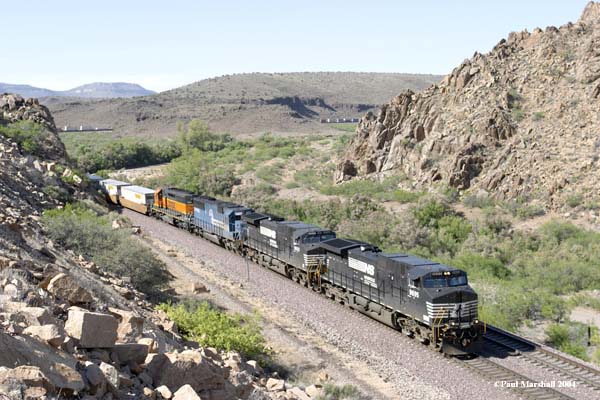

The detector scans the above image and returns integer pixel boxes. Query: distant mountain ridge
[44,72,442,137]
[0,82,155,99]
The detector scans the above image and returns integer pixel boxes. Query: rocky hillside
[337,2,600,210]
[0,94,320,399]
[45,72,441,137]
[0,82,155,99]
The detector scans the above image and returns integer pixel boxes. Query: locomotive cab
[415,270,482,353]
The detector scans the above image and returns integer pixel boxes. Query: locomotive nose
[433,288,477,303]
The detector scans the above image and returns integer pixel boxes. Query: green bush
[157,300,268,359]
[533,111,545,121]
[62,132,182,172]
[178,119,232,152]
[546,322,590,361]
[0,121,51,156]
[43,204,169,294]
[463,194,496,209]
[566,193,583,208]
[412,199,452,228]
[317,383,361,400]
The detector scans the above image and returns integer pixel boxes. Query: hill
[44,72,441,137]
[0,82,155,99]
[336,2,600,210]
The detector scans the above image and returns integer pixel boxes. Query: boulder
[23,324,64,347]
[84,362,104,386]
[305,384,323,398]
[108,307,144,340]
[0,365,54,392]
[156,385,173,399]
[47,273,93,304]
[138,337,159,353]
[84,362,107,396]
[144,387,157,399]
[64,309,118,348]
[0,332,84,392]
[17,306,55,326]
[99,362,119,389]
[111,343,148,365]
[245,360,263,376]
[190,282,209,294]
[287,387,311,400]
[147,350,226,393]
[266,378,285,392]
[173,384,202,400]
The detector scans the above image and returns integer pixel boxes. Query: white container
[120,185,155,205]
[100,179,131,196]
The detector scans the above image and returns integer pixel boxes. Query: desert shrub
[320,176,423,203]
[256,164,283,183]
[533,111,545,121]
[157,300,268,359]
[0,121,52,156]
[43,204,169,294]
[504,199,545,219]
[317,383,362,400]
[546,322,590,361]
[566,193,583,208]
[178,119,232,152]
[412,199,452,228]
[463,193,496,209]
[452,253,510,280]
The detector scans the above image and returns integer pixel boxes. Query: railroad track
[459,355,575,400]
[483,325,600,392]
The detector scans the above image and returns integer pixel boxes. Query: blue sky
[1,0,590,92]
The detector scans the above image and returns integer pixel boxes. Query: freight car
[119,185,155,214]
[103,181,483,354]
[99,179,131,204]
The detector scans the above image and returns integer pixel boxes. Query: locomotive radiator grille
[426,300,478,321]
[303,254,326,268]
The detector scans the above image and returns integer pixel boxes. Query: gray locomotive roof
[345,247,456,278]
[262,219,331,238]
[320,238,374,255]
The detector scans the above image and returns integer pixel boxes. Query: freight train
[99,179,483,355]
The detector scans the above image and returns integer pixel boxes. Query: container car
[119,185,155,214]
[99,179,131,204]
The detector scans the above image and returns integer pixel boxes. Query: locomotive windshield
[423,272,468,288]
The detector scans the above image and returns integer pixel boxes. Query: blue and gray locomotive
[103,181,483,354]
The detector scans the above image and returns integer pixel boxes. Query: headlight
[450,321,458,326]
[474,319,479,324]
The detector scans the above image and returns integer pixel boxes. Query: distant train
[99,179,483,354]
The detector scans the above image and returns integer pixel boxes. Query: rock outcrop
[0,97,324,399]
[337,2,600,209]
[0,93,66,161]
